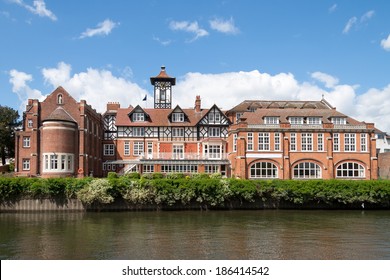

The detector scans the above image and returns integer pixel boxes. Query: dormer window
[133,113,145,122]
[331,117,347,125]
[264,116,279,124]
[172,112,184,122]
[307,117,322,124]
[289,117,304,124]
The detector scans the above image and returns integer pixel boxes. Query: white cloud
[9,69,46,112]
[152,35,172,46]
[329,4,337,13]
[9,63,390,132]
[343,17,357,34]
[311,71,339,88]
[380,34,390,51]
[79,19,119,39]
[40,62,149,113]
[209,17,239,34]
[11,0,57,21]
[169,20,209,42]
[361,10,375,22]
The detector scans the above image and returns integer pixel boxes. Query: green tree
[0,106,21,165]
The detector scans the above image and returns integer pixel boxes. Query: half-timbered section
[226,99,377,180]
[101,67,231,176]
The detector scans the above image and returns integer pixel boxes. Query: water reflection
[1,210,389,260]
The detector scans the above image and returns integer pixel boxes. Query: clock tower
[150,66,176,109]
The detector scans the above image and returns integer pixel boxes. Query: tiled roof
[228,99,333,113]
[241,108,363,125]
[43,107,77,123]
[150,66,176,85]
[115,107,209,127]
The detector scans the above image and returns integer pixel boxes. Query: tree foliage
[0,106,21,165]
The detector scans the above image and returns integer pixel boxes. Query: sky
[1,0,390,132]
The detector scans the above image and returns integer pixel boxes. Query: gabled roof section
[168,105,190,122]
[43,107,77,124]
[197,104,231,126]
[128,105,150,122]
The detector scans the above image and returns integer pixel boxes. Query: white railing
[334,125,367,129]
[139,152,228,160]
[248,124,280,129]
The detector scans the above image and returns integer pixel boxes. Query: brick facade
[15,68,380,180]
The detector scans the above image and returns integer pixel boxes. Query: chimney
[106,102,120,112]
[195,95,201,112]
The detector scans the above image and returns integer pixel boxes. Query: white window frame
[205,165,219,173]
[133,113,145,122]
[307,117,322,125]
[43,153,74,173]
[143,164,154,173]
[290,133,296,151]
[317,133,324,151]
[22,159,30,171]
[133,141,144,156]
[249,162,278,179]
[274,133,280,151]
[133,127,145,137]
[172,113,184,122]
[233,133,237,152]
[301,133,313,151]
[336,162,365,178]
[104,144,115,156]
[172,128,184,137]
[333,133,339,151]
[293,162,322,179]
[289,117,304,124]
[23,137,30,148]
[331,117,347,125]
[27,119,33,128]
[258,133,270,151]
[209,127,221,137]
[172,144,184,159]
[247,132,253,151]
[361,133,367,152]
[344,133,356,152]
[264,116,279,124]
[124,141,130,156]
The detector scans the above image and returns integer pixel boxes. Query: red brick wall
[378,152,390,179]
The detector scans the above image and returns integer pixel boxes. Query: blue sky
[1,0,390,131]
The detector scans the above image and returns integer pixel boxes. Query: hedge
[1,175,390,207]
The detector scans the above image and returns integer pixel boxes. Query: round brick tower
[41,107,77,178]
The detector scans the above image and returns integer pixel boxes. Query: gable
[198,105,230,125]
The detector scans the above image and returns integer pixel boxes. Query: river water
[1,210,389,260]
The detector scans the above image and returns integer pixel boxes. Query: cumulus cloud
[311,71,339,88]
[169,20,209,42]
[381,34,390,51]
[79,19,119,39]
[8,63,390,132]
[9,69,46,112]
[209,17,239,34]
[11,0,57,21]
[40,62,149,113]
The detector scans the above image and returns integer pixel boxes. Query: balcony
[139,152,228,161]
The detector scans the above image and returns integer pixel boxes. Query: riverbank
[1,175,390,211]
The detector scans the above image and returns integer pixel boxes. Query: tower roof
[43,107,77,124]
[150,66,176,85]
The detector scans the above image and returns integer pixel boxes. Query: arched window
[293,162,322,179]
[249,161,278,179]
[336,162,365,178]
[57,94,63,104]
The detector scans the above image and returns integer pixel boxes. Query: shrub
[76,178,114,205]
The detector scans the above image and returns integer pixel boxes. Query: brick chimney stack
[195,95,201,112]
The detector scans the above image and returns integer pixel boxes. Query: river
[1,210,389,259]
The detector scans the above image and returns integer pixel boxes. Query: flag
[142,94,147,101]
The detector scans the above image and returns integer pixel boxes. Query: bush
[76,178,114,205]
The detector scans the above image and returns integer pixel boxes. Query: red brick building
[226,100,377,179]
[15,67,378,179]
[15,87,103,178]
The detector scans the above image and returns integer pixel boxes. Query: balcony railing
[139,152,228,160]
